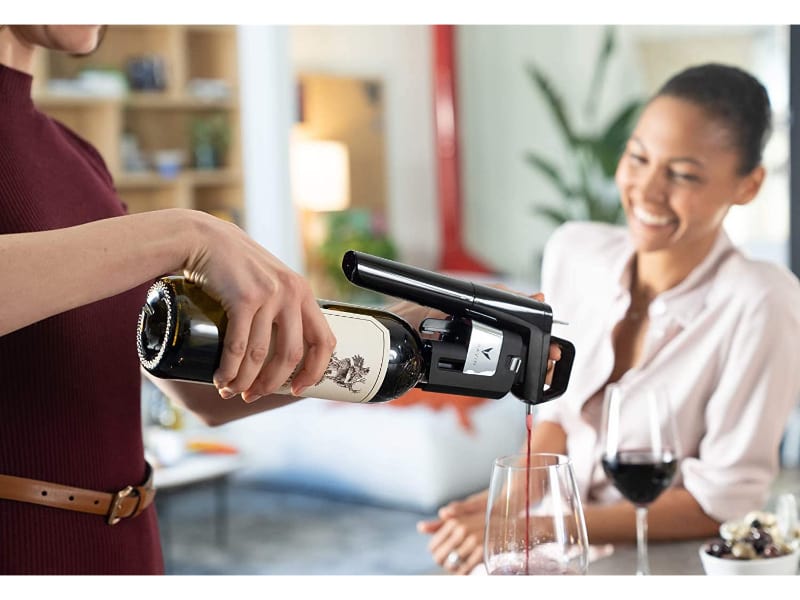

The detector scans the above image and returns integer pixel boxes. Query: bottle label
[277,308,391,403]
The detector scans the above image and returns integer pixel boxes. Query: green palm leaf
[592,100,644,177]
[533,204,574,225]
[524,151,579,200]
[525,27,642,229]
[526,65,578,148]
[584,26,616,118]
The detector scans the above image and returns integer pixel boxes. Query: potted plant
[525,26,644,226]
[318,209,397,303]
[190,114,230,170]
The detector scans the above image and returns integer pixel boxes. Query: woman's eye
[669,171,701,183]
[628,152,646,164]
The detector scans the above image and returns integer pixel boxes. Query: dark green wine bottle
[137,276,425,403]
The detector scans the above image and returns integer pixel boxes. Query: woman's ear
[733,165,766,207]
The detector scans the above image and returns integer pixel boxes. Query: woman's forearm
[0,208,196,336]
[584,487,720,544]
[144,370,303,426]
[1,205,335,401]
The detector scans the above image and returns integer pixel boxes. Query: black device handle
[541,336,575,401]
[342,250,474,314]
[342,250,553,331]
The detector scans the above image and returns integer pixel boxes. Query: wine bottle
[136,276,425,403]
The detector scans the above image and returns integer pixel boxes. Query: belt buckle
[107,485,136,525]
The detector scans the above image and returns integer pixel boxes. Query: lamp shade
[290,139,351,211]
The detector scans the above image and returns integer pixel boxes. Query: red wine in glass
[600,385,679,575]
[601,450,677,505]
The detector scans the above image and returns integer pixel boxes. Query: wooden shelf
[189,168,241,186]
[34,93,236,111]
[116,169,241,189]
[32,25,243,224]
[127,93,237,110]
[115,172,180,189]
[33,94,122,108]
[186,25,237,34]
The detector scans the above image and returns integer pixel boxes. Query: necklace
[628,262,655,322]
[627,290,653,322]
[626,308,648,322]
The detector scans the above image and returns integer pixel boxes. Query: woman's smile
[631,204,678,228]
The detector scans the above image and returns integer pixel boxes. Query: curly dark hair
[655,63,772,175]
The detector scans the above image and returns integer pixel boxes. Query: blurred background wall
[237,25,789,293]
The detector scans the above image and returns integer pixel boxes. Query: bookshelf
[31,25,244,225]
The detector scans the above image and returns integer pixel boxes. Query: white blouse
[535,221,800,522]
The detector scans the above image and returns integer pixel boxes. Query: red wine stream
[525,407,534,575]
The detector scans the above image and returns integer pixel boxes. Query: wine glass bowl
[484,453,589,575]
[600,449,678,506]
[600,384,679,575]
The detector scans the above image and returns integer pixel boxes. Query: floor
[155,479,444,575]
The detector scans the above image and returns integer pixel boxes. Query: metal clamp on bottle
[341,251,575,406]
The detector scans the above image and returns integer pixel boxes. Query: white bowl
[699,546,799,575]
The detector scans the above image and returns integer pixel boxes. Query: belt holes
[40,490,47,497]
[93,500,99,505]
[68,496,75,501]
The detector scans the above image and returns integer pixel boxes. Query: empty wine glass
[600,384,679,575]
[484,453,589,575]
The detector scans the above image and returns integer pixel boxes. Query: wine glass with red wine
[600,384,679,575]
[484,453,589,575]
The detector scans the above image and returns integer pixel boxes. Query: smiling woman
[417,62,800,576]
[616,65,770,275]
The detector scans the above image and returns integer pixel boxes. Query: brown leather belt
[0,463,156,525]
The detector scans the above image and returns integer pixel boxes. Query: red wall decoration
[432,25,493,274]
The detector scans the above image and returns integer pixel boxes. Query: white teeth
[633,206,675,226]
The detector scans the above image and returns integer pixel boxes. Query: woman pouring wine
[0,25,338,575]
[417,62,800,575]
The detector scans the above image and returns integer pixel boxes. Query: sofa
[219,389,529,512]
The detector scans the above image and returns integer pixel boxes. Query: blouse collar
[612,229,737,328]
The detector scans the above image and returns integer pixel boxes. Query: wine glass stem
[635,506,650,576]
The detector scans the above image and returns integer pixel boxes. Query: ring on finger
[445,550,463,568]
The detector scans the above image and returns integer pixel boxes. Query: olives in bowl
[700,510,799,576]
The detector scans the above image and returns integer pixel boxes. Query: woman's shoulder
[713,249,800,313]
[48,117,115,187]
[540,221,629,296]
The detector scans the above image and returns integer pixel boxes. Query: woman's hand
[417,489,489,575]
[181,211,336,403]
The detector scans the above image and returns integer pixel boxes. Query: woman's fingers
[439,491,487,519]
[429,514,485,574]
[455,543,483,575]
[231,307,274,402]
[213,305,256,396]
[289,296,336,394]
[210,261,335,402]
[416,517,444,534]
[247,303,304,400]
[430,519,463,566]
